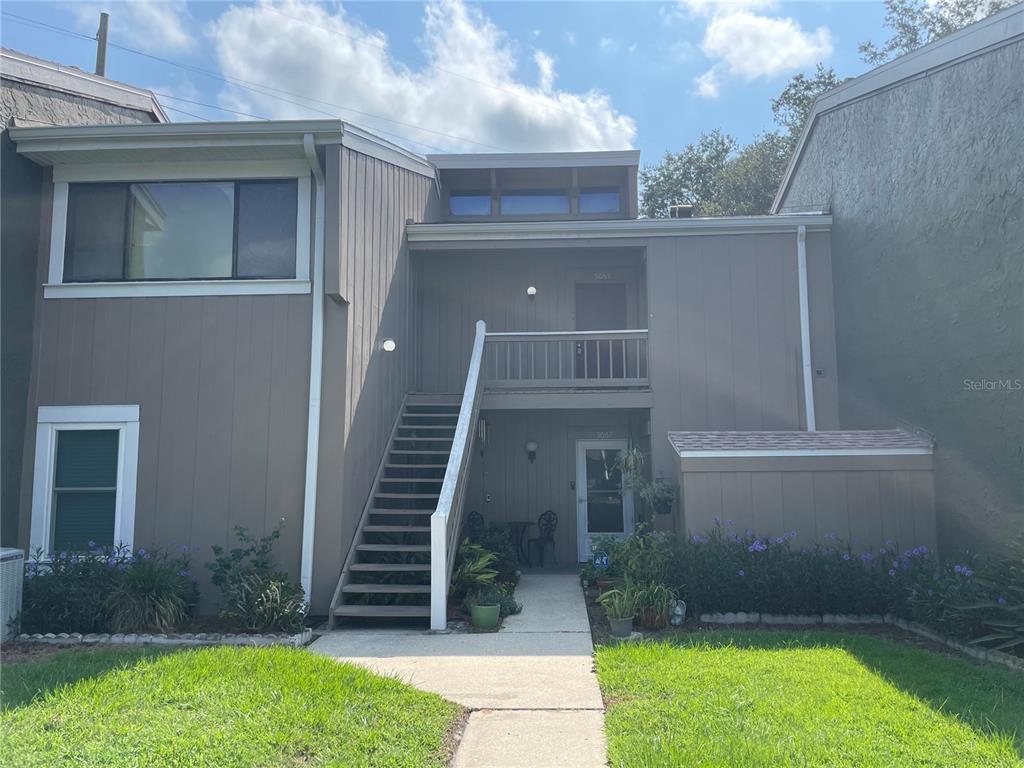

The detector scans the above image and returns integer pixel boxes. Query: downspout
[796,224,816,431]
[300,133,325,598]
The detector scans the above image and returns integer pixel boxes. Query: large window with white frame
[46,161,311,298]
[30,405,139,556]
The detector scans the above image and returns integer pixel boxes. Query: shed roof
[668,430,933,457]
[427,150,640,170]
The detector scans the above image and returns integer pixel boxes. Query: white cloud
[564,31,577,46]
[599,36,619,53]
[208,0,635,152]
[669,0,833,98]
[70,0,194,53]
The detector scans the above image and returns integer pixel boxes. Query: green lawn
[596,631,1024,768]
[2,645,461,768]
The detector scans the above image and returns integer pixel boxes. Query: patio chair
[465,510,485,542]
[526,510,558,567]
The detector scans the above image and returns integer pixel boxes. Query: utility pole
[95,12,109,77]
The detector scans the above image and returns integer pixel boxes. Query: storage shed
[670,430,937,552]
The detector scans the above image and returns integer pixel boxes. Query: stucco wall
[1,76,157,547]
[777,39,1024,553]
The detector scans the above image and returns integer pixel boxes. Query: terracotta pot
[639,607,668,630]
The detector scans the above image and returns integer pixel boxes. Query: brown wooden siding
[465,409,649,565]
[680,461,937,551]
[312,145,436,611]
[20,294,312,606]
[415,248,646,393]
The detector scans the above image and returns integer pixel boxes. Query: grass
[2,645,462,767]
[596,630,1024,768]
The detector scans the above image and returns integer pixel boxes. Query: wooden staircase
[330,399,460,623]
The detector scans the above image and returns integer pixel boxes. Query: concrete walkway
[310,573,607,767]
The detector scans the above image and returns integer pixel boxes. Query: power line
[160,105,211,122]
[2,11,509,152]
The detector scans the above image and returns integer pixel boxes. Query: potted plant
[450,541,498,617]
[599,585,638,639]
[636,582,677,630]
[467,584,502,631]
[639,478,678,516]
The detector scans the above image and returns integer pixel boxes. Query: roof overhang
[428,150,640,170]
[408,213,830,246]
[1,48,168,122]
[772,3,1024,213]
[8,119,436,177]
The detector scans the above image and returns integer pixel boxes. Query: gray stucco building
[774,5,1023,554]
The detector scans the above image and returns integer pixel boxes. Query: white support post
[430,515,447,631]
[797,225,816,431]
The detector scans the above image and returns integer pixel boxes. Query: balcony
[479,330,650,408]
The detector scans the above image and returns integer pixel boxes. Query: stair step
[356,544,431,552]
[385,463,449,469]
[369,509,434,515]
[390,450,452,455]
[363,525,431,533]
[342,583,431,594]
[398,426,456,432]
[375,493,440,499]
[393,437,455,442]
[334,604,431,617]
[350,563,431,571]
[403,414,458,420]
[381,477,444,484]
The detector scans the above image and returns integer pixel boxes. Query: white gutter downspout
[797,224,816,431]
[300,133,326,598]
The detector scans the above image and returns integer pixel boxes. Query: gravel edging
[11,628,314,648]
[698,612,1024,671]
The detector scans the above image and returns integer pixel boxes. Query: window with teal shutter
[52,430,119,551]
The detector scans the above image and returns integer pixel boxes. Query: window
[63,179,299,282]
[449,193,491,216]
[31,406,139,556]
[500,192,570,215]
[579,188,620,214]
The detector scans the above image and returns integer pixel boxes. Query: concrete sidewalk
[310,573,607,767]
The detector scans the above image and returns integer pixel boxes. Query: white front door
[575,439,635,561]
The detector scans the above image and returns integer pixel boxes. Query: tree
[859,0,1017,64]
[715,133,792,216]
[771,64,843,147]
[639,130,736,218]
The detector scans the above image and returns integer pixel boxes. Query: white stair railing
[430,320,486,630]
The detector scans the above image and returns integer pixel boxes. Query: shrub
[465,583,522,618]
[476,524,519,585]
[206,524,308,633]
[21,545,196,634]
[449,540,498,602]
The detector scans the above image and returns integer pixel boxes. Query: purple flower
[738,569,745,577]
[997,596,1007,606]
[87,540,96,548]
[860,553,874,562]
[748,539,767,553]
[726,519,734,527]
[106,557,117,567]
[879,547,888,555]
[892,561,899,569]
[888,569,897,577]
[137,548,146,556]
[180,545,190,554]
[179,570,191,578]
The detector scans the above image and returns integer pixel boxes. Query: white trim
[408,214,832,243]
[575,439,635,561]
[47,162,313,298]
[676,448,933,458]
[342,124,437,177]
[44,280,311,299]
[53,160,311,183]
[47,182,68,284]
[299,135,325,601]
[772,3,1024,213]
[428,150,641,169]
[30,405,140,556]
[796,225,816,431]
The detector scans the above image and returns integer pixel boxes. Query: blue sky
[1,1,889,161]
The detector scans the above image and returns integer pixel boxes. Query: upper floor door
[576,282,628,380]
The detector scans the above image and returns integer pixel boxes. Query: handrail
[486,328,648,339]
[430,319,486,630]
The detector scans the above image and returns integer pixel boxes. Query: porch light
[381,338,397,352]
[525,440,538,463]
[526,286,537,299]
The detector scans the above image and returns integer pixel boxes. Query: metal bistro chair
[526,510,558,567]
[465,510,485,543]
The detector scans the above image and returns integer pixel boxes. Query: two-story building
[6,118,937,628]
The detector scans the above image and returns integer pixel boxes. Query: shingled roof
[668,430,933,457]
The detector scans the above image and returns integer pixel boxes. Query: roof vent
[669,204,694,219]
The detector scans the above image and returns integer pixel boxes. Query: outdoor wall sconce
[526,286,537,300]
[381,338,397,352]
[525,439,538,463]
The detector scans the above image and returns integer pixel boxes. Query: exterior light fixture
[381,338,397,352]
[525,440,538,463]
[526,286,537,299]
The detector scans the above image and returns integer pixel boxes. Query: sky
[1,0,890,161]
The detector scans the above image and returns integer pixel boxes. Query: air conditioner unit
[1,548,24,640]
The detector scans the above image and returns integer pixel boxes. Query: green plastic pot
[470,603,500,630]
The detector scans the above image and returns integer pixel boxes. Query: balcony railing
[483,329,649,389]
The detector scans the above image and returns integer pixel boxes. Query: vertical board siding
[20,294,312,607]
[312,147,435,611]
[681,466,937,551]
